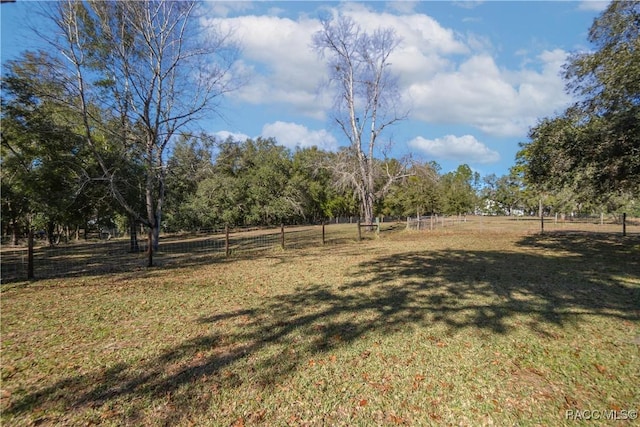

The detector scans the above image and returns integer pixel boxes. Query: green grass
[1,219,639,426]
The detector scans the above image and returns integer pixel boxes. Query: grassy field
[1,219,639,426]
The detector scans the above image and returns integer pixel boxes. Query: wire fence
[469,213,639,235]
[405,215,468,231]
[0,222,401,283]
[1,215,637,284]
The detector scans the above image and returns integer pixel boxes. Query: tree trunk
[46,220,55,247]
[362,190,375,230]
[152,177,165,252]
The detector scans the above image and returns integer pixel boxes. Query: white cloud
[205,14,328,118]
[342,6,469,56]
[409,134,500,164]
[453,1,485,10]
[207,6,573,139]
[386,1,419,15]
[205,5,468,119]
[407,50,571,136]
[261,121,338,151]
[205,1,254,18]
[577,1,609,12]
[213,130,250,142]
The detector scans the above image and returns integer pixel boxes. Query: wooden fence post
[623,212,626,236]
[225,225,230,257]
[357,218,361,241]
[539,199,544,235]
[27,228,34,280]
[280,223,285,249]
[147,228,153,267]
[322,221,326,245]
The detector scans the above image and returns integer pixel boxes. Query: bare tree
[39,0,238,264]
[312,15,408,225]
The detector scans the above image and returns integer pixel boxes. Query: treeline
[2,122,638,246]
[165,137,511,231]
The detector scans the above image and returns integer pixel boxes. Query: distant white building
[480,199,524,216]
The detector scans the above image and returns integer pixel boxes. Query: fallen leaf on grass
[288,415,300,424]
[594,364,607,374]
[250,409,266,422]
[387,414,406,425]
[100,409,119,420]
[359,399,368,407]
[564,395,578,406]
[370,382,394,394]
[412,374,425,390]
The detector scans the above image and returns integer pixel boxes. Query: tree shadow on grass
[343,232,639,334]
[4,233,639,424]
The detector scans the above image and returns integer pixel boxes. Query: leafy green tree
[241,138,301,225]
[480,172,526,215]
[188,174,244,229]
[188,138,303,228]
[164,133,215,231]
[441,165,478,215]
[289,147,358,223]
[1,57,87,245]
[383,162,441,217]
[31,0,239,263]
[519,1,639,202]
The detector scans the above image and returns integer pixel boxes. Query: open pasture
[1,219,639,426]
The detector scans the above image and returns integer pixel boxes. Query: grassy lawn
[1,220,639,426]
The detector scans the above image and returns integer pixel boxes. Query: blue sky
[1,1,609,177]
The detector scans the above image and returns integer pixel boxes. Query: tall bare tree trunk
[313,16,408,226]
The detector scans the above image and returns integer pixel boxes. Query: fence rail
[2,216,637,284]
[0,222,402,283]
[405,215,468,231]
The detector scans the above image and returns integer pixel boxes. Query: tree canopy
[519,1,640,201]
